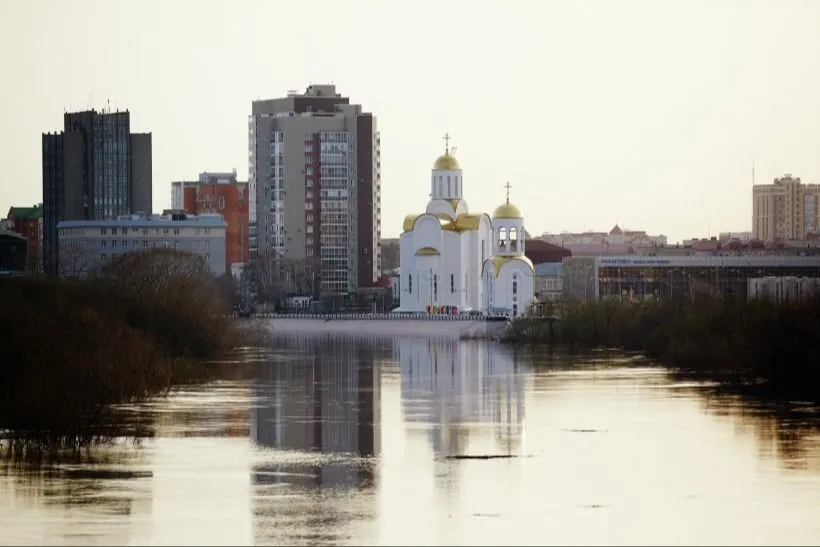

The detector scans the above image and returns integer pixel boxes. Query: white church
[396,137,535,317]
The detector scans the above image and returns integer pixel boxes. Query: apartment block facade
[42,109,152,276]
[171,170,249,274]
[249,84,381,295]
[753,174,820,240]
[56,212,226,277]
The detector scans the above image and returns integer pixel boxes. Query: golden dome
[433,153,460,170]
[493,202,522,219]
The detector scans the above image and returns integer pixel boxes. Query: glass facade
[319,131,352,295]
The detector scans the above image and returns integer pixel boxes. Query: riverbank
[261,317,510,339]
[503,297,820,400]
[0,249,240,446]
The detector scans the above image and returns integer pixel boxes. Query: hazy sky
[2,0,820,243]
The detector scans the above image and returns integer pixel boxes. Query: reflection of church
[250,334,382,488]
[396,338,528,457]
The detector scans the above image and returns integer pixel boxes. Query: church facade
[397,138,535,316]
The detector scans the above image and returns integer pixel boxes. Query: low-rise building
[6,204,42,272]
[0,231,27,274]
[534,262,563,301]
[748,276,820,303]
[56,212,227,277]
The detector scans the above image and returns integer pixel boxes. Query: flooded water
[2,333,820,546]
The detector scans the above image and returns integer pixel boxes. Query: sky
[2,0,820,244]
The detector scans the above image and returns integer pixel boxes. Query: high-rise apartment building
[171,170,250,274]
[753,174,820,241]
[42,109,152,276]
[249,84,381,295]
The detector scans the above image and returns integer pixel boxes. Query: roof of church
[402,212,486,234]
[433,152,460,170]
[485,255,534,278]
[493,202,522,219]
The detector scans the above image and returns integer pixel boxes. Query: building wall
[42,109,153,276]
[56,215,226,277]
[249,85,380,294]
[130,133,153,214]
[753,174,820,240]
[748,276,820,303]
[181,183,249,274]
[0,232,27,272]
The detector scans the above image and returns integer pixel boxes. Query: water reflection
[249,334,385,545]
[1,334,820,545]
[397,338,529,458]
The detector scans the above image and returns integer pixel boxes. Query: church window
[481,240,485,262]
[433,274,438,300]
[513,280,518,295]
[447,177,451,196]
[408,274,412,294]
[510,227,518,251]
[513,304,519,317]
[450,273,455,293]
[499,228,507,249]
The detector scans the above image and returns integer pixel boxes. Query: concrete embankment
[259,318,509,339]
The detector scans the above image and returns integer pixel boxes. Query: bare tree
[57,244,94,278]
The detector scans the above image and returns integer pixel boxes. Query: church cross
[504,182,512,204]
[443,132,451,154]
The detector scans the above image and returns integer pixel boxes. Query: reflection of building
[397,338,527,457]
[251,334,382,488]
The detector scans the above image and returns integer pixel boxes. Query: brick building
[6,204,42,272]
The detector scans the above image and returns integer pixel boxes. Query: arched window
[433,274,438,301]
[447,176,451,196]
[450,273,455,293]
[510,227,518,251]
[499,227,507,249]
[481,240,486,262]
[408,274,412,294]
[513,280,518,295]
[513,304,519,317]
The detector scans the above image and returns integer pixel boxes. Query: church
[396,136,535,317]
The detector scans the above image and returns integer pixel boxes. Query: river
[1,332,820,546]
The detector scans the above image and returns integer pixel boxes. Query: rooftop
[57,213,226,230]
[7,204,43,220]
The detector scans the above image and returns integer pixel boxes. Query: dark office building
[42,109,152,275]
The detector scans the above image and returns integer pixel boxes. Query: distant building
[171,170,249,274]
[249,84,381,294]
[540,225,667,254]
[562,255,820,303]
[56,212,226,277]
[42,109,152,276]
[6,204,42,272]
[0,231,27,274]
[753,173,820,240]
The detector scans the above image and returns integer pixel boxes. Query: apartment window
[174,228,180,235]
[111,240,118,248]
[306,237,314,245]
[173,241,180,249]
[305,156,313,164]
[143,241,149,248]
[306,190,313,199]
[305,144,313,152]
[306,247,314,256]
[306,213,314,222]
[100,240,107,248]
[101,253,107,260]
[163,228,170,235]
[306,225,314,234]
[100,228,107,235]
[306,167,313,176]
[112,228,118,235]
[305,203,313,210]
[306,179,313,187]
[122,240,128,247]
[205,253,210,260]
[143,229,148,235]
[204,241,210,248]
[132,240,137,246]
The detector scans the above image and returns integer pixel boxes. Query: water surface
[2,333,819,546]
